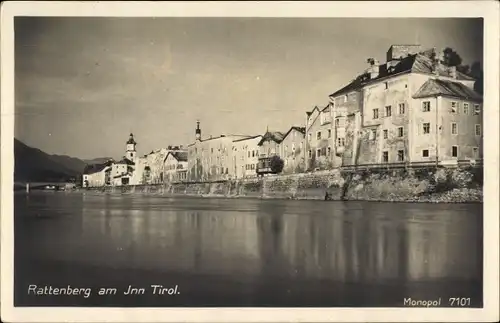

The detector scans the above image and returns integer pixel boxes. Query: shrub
[270,155,285,174]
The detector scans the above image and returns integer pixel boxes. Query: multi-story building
[328,44,482,167]
[279,126,306,174]
[256,129,285,175]
[304,104,338,170]
[187,121,252,181]
[163,150,188,182]
[231,135,262,179]
[82,160,113,187]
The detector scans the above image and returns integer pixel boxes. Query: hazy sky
[15,17,483,159]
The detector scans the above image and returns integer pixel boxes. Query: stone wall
[86,166,482,203]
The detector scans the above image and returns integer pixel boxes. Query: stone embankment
[86,166,483,203]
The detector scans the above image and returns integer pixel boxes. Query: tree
[269,155,284,174]
[470,61,484,94]
[442,47,483,95]
[443,47,463,67]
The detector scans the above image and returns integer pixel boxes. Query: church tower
[195,121,202,141]
[126,133,137,160]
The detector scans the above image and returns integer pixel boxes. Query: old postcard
[1,1,499,322]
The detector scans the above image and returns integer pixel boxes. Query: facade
[279,126,306,174]
[232,135,262,179]
[256,130,285,175]
[82,160,113,187]
[327,44,482,167]
[163,151,188,182]
[111,158,135,186]
[304,105,338,170]
[187,121,252,181]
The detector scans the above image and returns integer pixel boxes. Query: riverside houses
[163,150,188,182]
[304,104,337,171]
[327,44,482,167]
[187,121,254,181]
[82,160,113,188]
[279,126,306,174]
[231,135,262,179]
[256,130,286,175]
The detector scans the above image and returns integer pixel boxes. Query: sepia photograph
[1,1,499,322]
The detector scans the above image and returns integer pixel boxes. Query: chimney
[449,66,457,79]
[367,58,379,79]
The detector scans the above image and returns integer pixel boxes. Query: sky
[15,17,483,160]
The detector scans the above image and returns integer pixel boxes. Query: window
[397,127,404,137]
[383,129,388,139]
[316,149,321,158]
[373,108,379,119]
[451,122,458,135]
[422,149,429,157]
[475,124,481,136]
[474,104,480,115]
[335,119,339,127]
[248,151,251,158]
[308,133,312,141]
[422,101,431,112]
[399,103,405,114]
[384,82,388,90]
[337,138,345,146]
[463,103,469,114]
[328,129,332,138]
[397,150,405,162]
[385,105,392,117]
[370,129,377,140]
[472,147,479,159]
[327,147,331,155]
[423,123,430,134]
[308,150,312,158]
[382,151,389,163]
[450,101,458,113]
[252,150,255,157]
[317,131,322,140]
[452,146,458,158]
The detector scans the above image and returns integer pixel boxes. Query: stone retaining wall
[85,167,483,203]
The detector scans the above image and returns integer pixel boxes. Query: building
[82,160,113,187]
[327,44,482,167]
[187,121,252,181]
[163,150,188,182]
[256,129,286,175]
[279,126,306,174]
[111,157,135,186]
[304,104,338,170]
[231,135,262,179]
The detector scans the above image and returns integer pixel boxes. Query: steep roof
[164,151,188,162]
[83,160,113,175]
[258,131,286,145]
[116,158,135,166]
[413,78,483,102]
[330,53,475,98]
[232,135,262,143]
[282,126,306,140]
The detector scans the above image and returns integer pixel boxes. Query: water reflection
[16,193,482,288]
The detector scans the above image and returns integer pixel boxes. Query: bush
[270,155,284,174]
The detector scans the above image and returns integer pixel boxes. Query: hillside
[14,139,87,182]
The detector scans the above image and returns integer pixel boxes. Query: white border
[1,1,499,322]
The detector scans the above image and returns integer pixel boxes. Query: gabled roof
[164,151,188,162]
[83,160,113,175]
[413,78,482,102]
[232,135,262,143]
[258,131,285,145]
[116,158,135,165]
[282,126,306,140]
[330,52,476,98]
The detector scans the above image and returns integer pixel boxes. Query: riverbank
[83,167,483,203]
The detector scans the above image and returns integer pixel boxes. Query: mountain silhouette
[14,138,103,183]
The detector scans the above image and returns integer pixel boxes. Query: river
[14,191,483,307]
